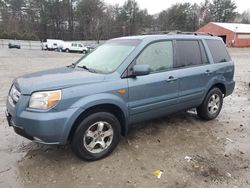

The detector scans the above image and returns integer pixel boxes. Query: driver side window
[136,41,173,73]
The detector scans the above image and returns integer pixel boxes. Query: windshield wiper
[67,63,77,68]
[77,65,97,73]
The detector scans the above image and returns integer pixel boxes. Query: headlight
[29,90,61,110]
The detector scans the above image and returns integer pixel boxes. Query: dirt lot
[0,48,250,188]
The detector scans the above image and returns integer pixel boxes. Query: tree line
[0,0,249,41]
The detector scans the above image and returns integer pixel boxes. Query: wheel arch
[209,83,226,96]
[68,103,128,142]
[199,81,226,107]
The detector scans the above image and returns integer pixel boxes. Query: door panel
[178,64,214,106]
[127,40,180,123]
[128,70,179,116]
[175,40,211,108]
[71,43,77,51]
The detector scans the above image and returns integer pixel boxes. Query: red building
[197,22,250,47]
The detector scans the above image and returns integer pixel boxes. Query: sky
[104,0,250,15]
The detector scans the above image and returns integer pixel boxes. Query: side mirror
[132,65,150,77]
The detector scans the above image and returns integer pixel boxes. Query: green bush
[21,32,30,40]
[0,31,39,40]
[9,31,22,40]
[28,33,39,41]
[0,31,10,39]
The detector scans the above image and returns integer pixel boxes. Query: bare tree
[241,10,250,24]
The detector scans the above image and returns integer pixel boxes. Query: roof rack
[141,31,214,36]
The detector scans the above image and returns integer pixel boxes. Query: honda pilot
[6,34,235,160]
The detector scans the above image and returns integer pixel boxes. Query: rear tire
[71,112,121,161]
[197,88,223,120]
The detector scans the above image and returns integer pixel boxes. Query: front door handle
[166,76,178,82]
[205,70,212,75]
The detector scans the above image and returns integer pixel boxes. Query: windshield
[76,39,141,73]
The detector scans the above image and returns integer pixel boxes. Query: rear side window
[206,40,231,63]
[175,40,203,68]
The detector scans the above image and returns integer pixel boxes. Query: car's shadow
[18,109,203,163]
[15,109,221,187]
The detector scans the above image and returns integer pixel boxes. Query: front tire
[71,112,121,161]
[197,88,223,120]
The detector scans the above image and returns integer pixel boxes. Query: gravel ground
[0,48,249,188]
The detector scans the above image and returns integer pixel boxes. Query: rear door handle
[166,76,178,82]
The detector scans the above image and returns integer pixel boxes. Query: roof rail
[141,30,179,35]
[141,31,214,36]
[175,31,214,36]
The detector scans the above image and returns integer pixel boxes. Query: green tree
[118,0,139,35]
[76,0,106,40]
[199,0,213,26]
[158,3,199,32]
[28,0,72,40]
[210,0,237,22]
[3,0,27,31]
[0,1,7,29]
[0,0,243,41]
[0,0,6,7]
[136,9,154,33]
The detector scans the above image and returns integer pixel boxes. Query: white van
[42,39,64,51]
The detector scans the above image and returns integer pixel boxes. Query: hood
[14,67,105,95]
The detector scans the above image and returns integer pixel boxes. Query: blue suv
[6,34,235,160]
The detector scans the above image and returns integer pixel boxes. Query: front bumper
[6,103,79,145]
[6,111,34,141]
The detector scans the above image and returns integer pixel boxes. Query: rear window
[206,40,231,63]
[175,40,203,68]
